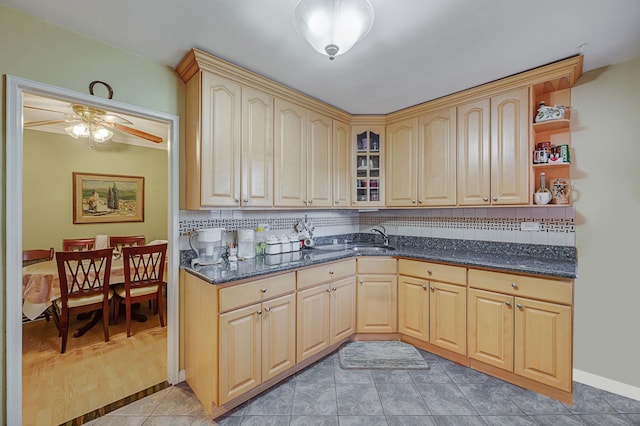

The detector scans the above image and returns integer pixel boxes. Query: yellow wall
[0,4,184,421]
[23,130,168,251]
[572,58,640,389]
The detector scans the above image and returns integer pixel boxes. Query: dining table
[22,257,148,337]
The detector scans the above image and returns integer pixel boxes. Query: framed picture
[73,172,144,224]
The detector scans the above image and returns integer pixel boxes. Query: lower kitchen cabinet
[429,281,467,356]
[219,293,296,404]
[297,260,356,362]
[468,269,573,393]
[398,275,429,341]
[356,257,398,333]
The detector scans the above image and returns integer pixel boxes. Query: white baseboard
[574,368,640,401]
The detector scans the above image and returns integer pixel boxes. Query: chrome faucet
[371,225,389,246]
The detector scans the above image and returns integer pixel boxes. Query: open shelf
[532,119,570,133]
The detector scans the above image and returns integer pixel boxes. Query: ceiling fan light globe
[65,123,89,139]
[92,127,113,143]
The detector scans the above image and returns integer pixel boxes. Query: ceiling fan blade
[24,105,76,117]
[24,119,70,128]
[112,123,163,143]
[97,112,134,125]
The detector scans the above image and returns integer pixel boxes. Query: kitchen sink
[312,243,396,252]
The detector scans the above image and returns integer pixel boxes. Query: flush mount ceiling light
[293,0,374,60]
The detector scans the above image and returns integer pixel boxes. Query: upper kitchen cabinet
[274,99,333,207]
[333,120,352,207]
[457,87,529,206]
[385,107,457,207]
[352,125,385,207]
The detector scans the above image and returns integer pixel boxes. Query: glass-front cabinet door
[352,125,385,207]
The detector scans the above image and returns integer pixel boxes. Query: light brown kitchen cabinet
[385,118,419,207]
[386,107,457,207]
[182,71,274,208]
[332,120,352,207]
[468,269,573,392]
[398,275,429,341]
[352,126,385,207]
[356,257,397,333]
[297,260,356,362]
[274,98,332,207]
[457,87,529,205]
[429,281,467,356]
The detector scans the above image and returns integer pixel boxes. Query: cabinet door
[274,99,306,207]
[385,118,418,207]
[419,107,457,206]
[514,297,572,392]
[262,294,296,381]
[490,87,529,205]
[398,275,429,341]
[241,87,273,207]
[429,282,467,355]
[333,120,351,207]
[297,284,331,362]
[307,111,333,207]
[457,98,490,205]
[357,274,398,333]
[200,72,242,207]
[219,303,261,404]
[330,276,356,344]
[468,288,514,371]
[352,126,385,207]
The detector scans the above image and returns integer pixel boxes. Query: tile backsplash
[179,206,575,247]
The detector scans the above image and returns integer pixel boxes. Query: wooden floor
[22,301,167,426]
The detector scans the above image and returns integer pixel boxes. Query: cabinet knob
[492,196,498,201]
[303,200,308,205]
[329,270,334,275]
[335,200,339,204]
[332,287,337,292]
[418,200,423,204]
[264,307,271,312]
[516,303,523,309]
[234,198,240,203]
[427,270,432,275]
[511,282,518,289]
[257,310,262,315]
[359,280,363,285]
[243,198,249,203]
[308,199,313,205]
[412,200,416,204]
[261,288,267,293]
[483,197,489,202]
[430,286,435,291]
[422,285,427,290]
[505,301,512,307]
[326,288,332,293]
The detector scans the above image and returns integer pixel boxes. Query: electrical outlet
[520,221,540,231]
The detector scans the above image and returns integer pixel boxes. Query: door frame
[5,75,180,425]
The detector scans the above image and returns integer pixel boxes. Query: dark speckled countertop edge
[181,238,577,285]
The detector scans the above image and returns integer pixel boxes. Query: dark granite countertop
[181,235,577,285]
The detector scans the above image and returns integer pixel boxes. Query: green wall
[23,130,168,251]
[0,4,184,421]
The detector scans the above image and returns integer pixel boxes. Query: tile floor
[86,349,640,425]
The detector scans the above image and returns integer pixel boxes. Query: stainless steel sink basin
[352,245,396,252]
[313,244,396,252]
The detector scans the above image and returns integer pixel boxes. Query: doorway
[5,76,180,425]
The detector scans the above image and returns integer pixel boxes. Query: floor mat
[338,341,429,369]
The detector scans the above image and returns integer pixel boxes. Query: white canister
[265,253,282,266]
[279,234,291,253]
[237,229,255,259]
[266,235,281,255]
[289,233,301,251]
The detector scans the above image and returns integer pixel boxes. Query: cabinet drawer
[219,272,296,312]
[398,259,466,285]
[468,269,572,305]
[297,259,355,289]
[357,257,397,274]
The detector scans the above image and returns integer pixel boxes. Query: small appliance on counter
[237,228,255,259]
[189,227,225,266]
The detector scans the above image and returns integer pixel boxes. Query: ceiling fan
[23,81,163,147]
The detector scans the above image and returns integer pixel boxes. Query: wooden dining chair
[53,248,114,353]
[22,248,55,266]
[22,248,55,321]
[114,243,167,337]
[62,238,95,251]
[109,235,146,253]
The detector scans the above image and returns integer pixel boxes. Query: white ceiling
[3,0,640,114]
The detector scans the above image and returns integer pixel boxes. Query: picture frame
[73,172,144,224]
